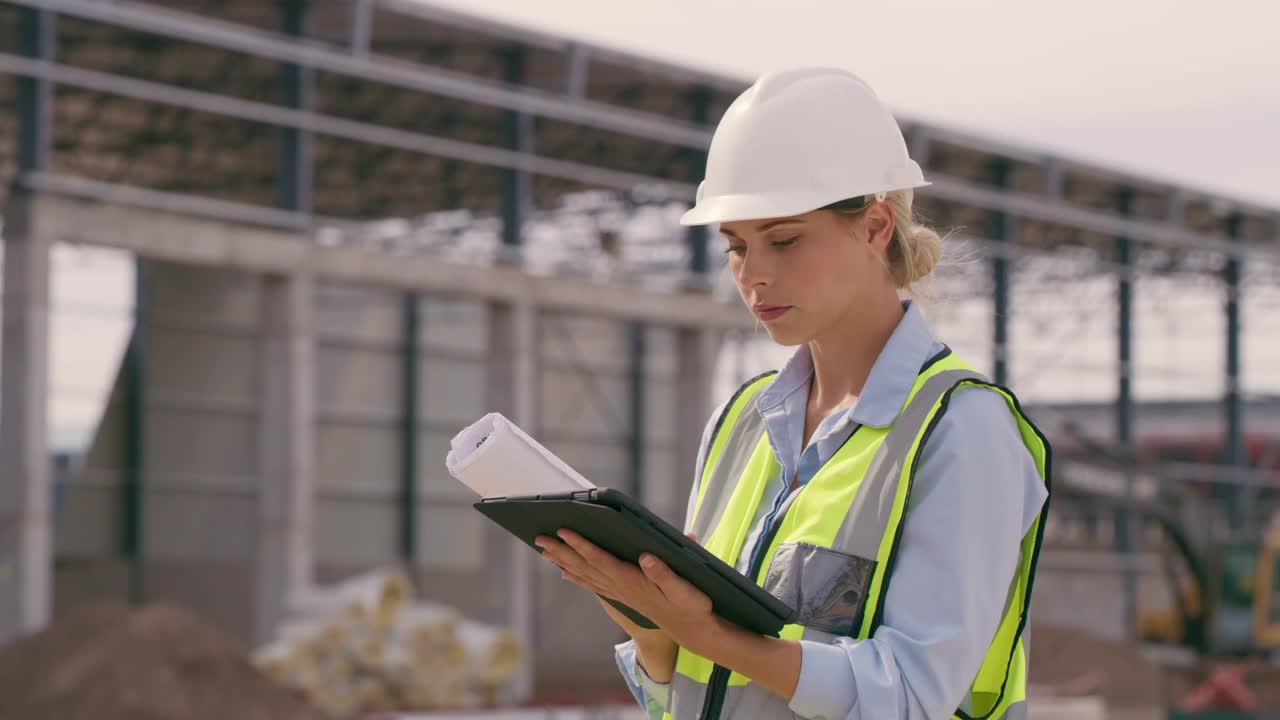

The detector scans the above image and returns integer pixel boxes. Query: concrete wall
[50,260,696,695]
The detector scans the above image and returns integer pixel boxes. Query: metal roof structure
[4,0,1276,469]
[2,0,1277,258]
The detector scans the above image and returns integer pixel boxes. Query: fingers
[534,536,592,577]
[556,530,629,575]
[559,567,587,587]
[535,533,622,592]
[685,531,699,543]
[638,553,711,614]
[541,543,612,594]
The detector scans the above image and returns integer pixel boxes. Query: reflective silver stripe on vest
[668,672,706,719]
[690,404,767,543]
[999,699,1027,720]
[670,676,795,720]
[829,368,985,561]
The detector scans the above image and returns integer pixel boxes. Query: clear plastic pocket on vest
[762,541,876,636]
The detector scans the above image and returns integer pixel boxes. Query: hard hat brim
[679,182,930,227]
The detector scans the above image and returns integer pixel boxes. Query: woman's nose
[736,250,774,288]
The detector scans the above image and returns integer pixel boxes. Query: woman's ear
[863,202,895,252]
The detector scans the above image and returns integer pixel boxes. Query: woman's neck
[806,292,905,412]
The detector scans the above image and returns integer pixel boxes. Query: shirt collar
[755,300,942,429]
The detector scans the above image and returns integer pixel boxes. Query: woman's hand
[534,529,717,658]
[537,529,801,699]
[594,596,678,682]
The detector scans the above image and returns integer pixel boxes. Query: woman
[535,67,1050,720]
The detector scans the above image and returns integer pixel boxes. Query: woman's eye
[771,236,799,248]
[724,245,747,256]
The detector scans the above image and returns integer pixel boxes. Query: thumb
[685,531,699,543]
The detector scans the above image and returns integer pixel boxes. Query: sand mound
[0,601,329,720]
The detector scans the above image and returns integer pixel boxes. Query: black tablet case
[475,488,795,637]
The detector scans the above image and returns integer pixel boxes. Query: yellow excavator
[1054,426,1280,657]
[1135,522,1280,656]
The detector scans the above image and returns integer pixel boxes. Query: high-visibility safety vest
[665,348,1051,720]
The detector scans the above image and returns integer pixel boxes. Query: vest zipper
[697,491,794,720]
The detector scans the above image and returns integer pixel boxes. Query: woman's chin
[761,324,809,347]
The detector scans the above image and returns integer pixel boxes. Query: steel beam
[0,53,694,198]
[20,180,755,328]
[924,174,1272,261]
[6,0,714,148]
[3,51,1276,261]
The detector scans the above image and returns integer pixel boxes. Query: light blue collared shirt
[615,300,1048,720]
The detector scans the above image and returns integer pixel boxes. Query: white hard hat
[680,67,929,227]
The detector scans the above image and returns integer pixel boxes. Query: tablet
[475,488,795,637]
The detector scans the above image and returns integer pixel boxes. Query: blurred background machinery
[0,1,1277,718]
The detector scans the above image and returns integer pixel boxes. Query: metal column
[1223,212,1245,531]
[501,47,533,253]
[277,0,314,214]
[497,46,535,699]
[628,324,647,500]
[0,191,53,642]
[1114,188,1137,637]
[250,0,318,645]
[672,87,715,522]
[254,273,317,643]
[400,294,420,562]
[121,262,148,604]
[991,160,1014,386]
[0,6,56,643]
[16,8,54,173]
[350,0,373,56]
[487,303,538,701]
[685,87,712,280]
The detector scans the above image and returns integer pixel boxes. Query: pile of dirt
[1029,624,1164,708]
[0,601,330,720]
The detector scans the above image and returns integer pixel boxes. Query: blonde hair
[831,189,943,299]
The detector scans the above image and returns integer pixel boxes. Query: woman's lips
[754,305,792,321]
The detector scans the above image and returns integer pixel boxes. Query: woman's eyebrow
[720,219,805,239]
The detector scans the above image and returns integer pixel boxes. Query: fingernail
[556,529,569,540]
[640,555,655,569]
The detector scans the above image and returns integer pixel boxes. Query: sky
[418,0,1280,209]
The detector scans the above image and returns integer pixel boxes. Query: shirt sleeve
[613,398,728,713]
[614,639,673,719]
[787,387,1048,720]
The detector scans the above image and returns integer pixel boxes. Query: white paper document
[445,412,596,499]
